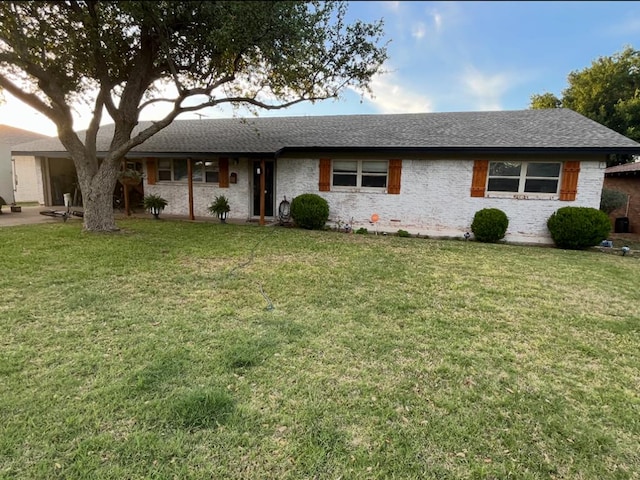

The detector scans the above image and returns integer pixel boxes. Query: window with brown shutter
[559,161,580,201]
[319,158,331,191]
[146,158,157,185]
[470,160,489,197]
[219,157,229,188]
[387,159,402,194]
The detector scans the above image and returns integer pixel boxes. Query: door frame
[252,159,275,223]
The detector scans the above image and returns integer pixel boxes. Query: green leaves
[1,1,388,232]
[531,47,640,145]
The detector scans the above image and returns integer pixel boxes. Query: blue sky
[1,1,639,136]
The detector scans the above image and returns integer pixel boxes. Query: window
[332,160,388,189]
[157,159,219,183]
[487,161,561,194]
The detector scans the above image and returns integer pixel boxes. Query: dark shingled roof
[0,124,50,147]
[11,108,640,157]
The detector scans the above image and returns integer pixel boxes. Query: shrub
[290,193,329,230]
[397,229,411,237]
[355,227,368,235]
[470,208,509,243]
[600,188,628,214]
[547,206,611,250]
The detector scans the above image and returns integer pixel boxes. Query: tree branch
[85,84,109,155]
[0,74,58,122]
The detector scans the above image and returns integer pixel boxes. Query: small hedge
[471,208,509,243]
[290,193,329,230]
[547,206,611,250]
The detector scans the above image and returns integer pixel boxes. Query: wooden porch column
[260,158,266,226]
[187,158,195,220]
[121,160,131,216]
[123,183,131,216]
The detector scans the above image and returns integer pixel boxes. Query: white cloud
[382,1,401,12]
[411,22,427,40]
[431,11,443,32]
[606,17,640,36]
[410,8,444,41]
[355,71,433,114]
[459,67,513,111]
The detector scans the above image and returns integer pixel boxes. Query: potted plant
[208,195,231,223]
[143,194,168,219]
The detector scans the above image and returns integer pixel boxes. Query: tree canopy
[529,92,561,110]
[0,1,388,231]
[530,46,640,165]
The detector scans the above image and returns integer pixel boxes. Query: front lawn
[1,220,639,479]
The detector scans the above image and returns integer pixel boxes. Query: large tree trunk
[78,160,120,232]
[82,183,118,231]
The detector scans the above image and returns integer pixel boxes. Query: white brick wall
[276,157,605,244]
[142,156,605,244]
[144,159,252,219]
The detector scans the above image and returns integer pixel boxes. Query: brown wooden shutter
[219,157,229,188]
[559,161,580,201]
[387,159,402,194]
[470,160,489,197]
[146,158,157,185]
[319,158,331,191]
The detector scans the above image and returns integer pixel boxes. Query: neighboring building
[12,108,640,243]
[604,161,640,233]
[0,125,49,204]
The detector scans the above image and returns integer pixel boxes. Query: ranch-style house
[11,108,640,243]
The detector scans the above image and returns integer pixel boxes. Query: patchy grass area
[1,220,639,479]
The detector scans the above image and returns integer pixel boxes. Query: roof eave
[276,146,640,156]
[13,146,640,158]
[11,150,279,158]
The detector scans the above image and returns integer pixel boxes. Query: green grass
[1,219,639,479]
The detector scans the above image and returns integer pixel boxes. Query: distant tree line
[530,46,640,166]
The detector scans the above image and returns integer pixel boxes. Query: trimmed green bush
[290,193,329,230]
[355,227,368,235]
[471,208,509,243]
[600,188,628,214]
[397,229,411,237]
[547,206,611,250]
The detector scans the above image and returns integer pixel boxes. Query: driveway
[0,206,83,227]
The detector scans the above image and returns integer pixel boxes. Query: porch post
[187,158,195,220]
[123,183,130,216]
[260,158,266,225]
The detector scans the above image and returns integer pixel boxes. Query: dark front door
[252,160,275,217]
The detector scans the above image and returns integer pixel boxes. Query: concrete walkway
[0,205,271,227]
